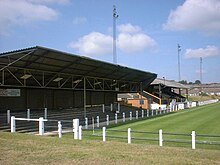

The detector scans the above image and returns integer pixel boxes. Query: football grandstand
[0,46,188,134]
[0,46,160,132]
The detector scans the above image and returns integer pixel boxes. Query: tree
[179,80,187,84]
[194,80,201,84]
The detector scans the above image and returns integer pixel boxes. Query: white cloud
[69,23,157,56]
[163,0,220,34]
[117,24,156,53]
[69,32,113,56]
[118,23,141,34]
[184,45,220,59]
[73,17,87,25]
[0,0,60,35]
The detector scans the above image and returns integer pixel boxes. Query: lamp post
[177,44,181,81]
[163,77,165,86]
[113,5,119,64]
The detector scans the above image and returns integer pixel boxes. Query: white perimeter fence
[6,99,220,149]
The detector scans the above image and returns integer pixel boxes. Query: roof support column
[2,70,4,85]
[84,76,86,118]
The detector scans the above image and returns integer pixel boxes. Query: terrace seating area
[0,104,145,134]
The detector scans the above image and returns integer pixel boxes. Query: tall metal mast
[177,44,181,81]
[113,5,119,64]
[200,57,203,95]
[200,57,202,84]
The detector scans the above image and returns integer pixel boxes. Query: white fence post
[142,110,144,118]
[85,117,88,129]
[123,112,125,122]
[147,109,149,117]
[39,117,44,135]
[106,115,109,126]
[115,113,117,124]
[7,110,10,124]
[11,116,15,132]
[159,129,163,147]
[156,110,158,115]
[44,108,47,119]
[79,125,82,140]
[73,119,79,139]
[152,110,154,116]
[58,121,62,138]
[160,109,162,115]
[27,109,30,120]
[97,116,99,127]
[110,103,113,111]
[102,104,105,113]
[128,128,131,144]
[92,117,95,135]
[192,131,196,149]
[130,112,132,120]
[136,111,138,119]
[103,127,106,142]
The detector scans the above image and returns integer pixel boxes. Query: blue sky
[0,0,220,83]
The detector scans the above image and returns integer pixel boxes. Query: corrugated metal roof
[151,78,189,89]
[0,46,157,89]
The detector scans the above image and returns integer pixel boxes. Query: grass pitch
[0,132,220,165]
[0,103,220,164]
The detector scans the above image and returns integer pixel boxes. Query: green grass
[108,103,220,134]
[0,103,220,164]
[83,102,220,149]
[0,132,220,165]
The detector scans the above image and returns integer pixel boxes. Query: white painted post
[39,117,44,135]
[106,115,109,126]
[97,116,99,127]
[110,103,113,111]
[130,112,132,120]
[27,109,30,120]
[152,110,154,116]
[156,110,158,115]
[11,116,15,132]
[192,131,196,149]
[58,121,62,138]
[7,110,10,124]
[142,110,144,118]
[79,125,82,140]
[117,103,120,113]
[123,112,125,122]
[147,109,149,117]
[102,104,105,113]
[115,113,117,124]
[136,111,138,119]
[159,129,163,147]
[44,108,47,119]
[103,127,106,142]
[92,117,95,135]
[160,109,162,115]
[85,117,88,129]
[128,128,131,144]
[73,119,79,139]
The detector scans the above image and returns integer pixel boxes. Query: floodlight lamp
[73,79,82,84]
[94,82,101,85]
[121,84,127,87]
[53,77,63,82]
[20,74,32,80]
